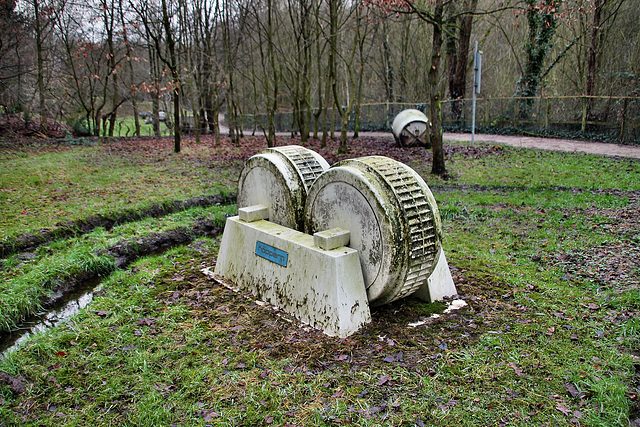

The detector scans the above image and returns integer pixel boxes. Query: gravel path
[352,130,640,159]
[444,132,640,159]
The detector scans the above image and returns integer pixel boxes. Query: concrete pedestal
[214,216,371,337]
[412,247,457,302]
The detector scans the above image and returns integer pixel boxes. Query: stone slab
[313,227,350,251]
[238,205,269,222]
[412,247,457,302]
[214,217,371,337]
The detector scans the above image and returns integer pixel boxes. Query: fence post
[485,98,489,127]
[620,97,628,141]
[581,96,587,133]
[513,100,518,129]
[386,102,390,130]
[545,97,549,130]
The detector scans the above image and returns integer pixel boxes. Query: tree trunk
[161,0,181,153]
[321,67,330,147]
[429,0,447,176]
[105,0,118,138]
[447,0,478,122]
[585,0,603,120]
[327,0,339,148]
[33,0,48,133]
[267,0,278,147]
[148,46,161,137]
[123,18,141,138]
[398,17,411,102]
[381,20,394,103]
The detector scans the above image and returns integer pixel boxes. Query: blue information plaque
[255,241,288,267]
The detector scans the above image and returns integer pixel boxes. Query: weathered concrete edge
[213,217,371,337]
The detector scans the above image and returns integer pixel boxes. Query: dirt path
[444,132,640,159]
[355,130,640,159]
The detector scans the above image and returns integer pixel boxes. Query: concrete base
[412,247,457,302]
[214,216,371,337]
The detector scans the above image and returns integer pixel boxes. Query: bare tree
[327,0,370,152]
[0,0,28,113]
[366,0,449,175]
[286,0,315,142]
[56,5,110,136]
[29,0,63,131]
[119,0,141,136]
[445,0,478,122]
[246,0,280,146]
[220,0,249,146]
[196,0,225,143]
[136,0,182,151]
[585,0,624,118]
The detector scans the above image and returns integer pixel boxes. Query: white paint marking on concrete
[407,299,467,328]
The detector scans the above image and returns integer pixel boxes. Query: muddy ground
[0,193,234,258]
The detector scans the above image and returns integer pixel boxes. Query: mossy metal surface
[237,146,329,231]
[305,156,446,305]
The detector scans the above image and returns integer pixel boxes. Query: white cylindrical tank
[391,109,430,148]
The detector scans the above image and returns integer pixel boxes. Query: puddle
[0,276,103,357]
[0,227,224,358]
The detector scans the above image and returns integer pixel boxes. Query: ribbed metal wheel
[238,146,329,231]
[305,156,442,305]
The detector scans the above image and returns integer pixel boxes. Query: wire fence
[240,96,640,144]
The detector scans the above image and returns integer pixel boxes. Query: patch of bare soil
[0,114,72,138]
[549,200,640,293]
[159,255,520,378]
[0,371,27,395]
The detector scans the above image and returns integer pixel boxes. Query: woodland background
[0,0,638,147]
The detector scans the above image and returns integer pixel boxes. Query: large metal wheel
[305,156,443,305]
[238,145,329,231]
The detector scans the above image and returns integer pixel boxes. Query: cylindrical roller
[305,156,443,305]
[391,109,430,148]
[238,145,329,231]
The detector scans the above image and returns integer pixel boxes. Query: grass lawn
[0,135,638,426]
[112,115,174,138]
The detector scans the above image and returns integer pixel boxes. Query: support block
[314,228,350,250]
[238,205,269,222]
[412,247,457,302]
[214,217,371,337]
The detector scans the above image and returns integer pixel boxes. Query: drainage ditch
[0,219,224,358]
[0,276,101,355]
[0,192,235,258]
